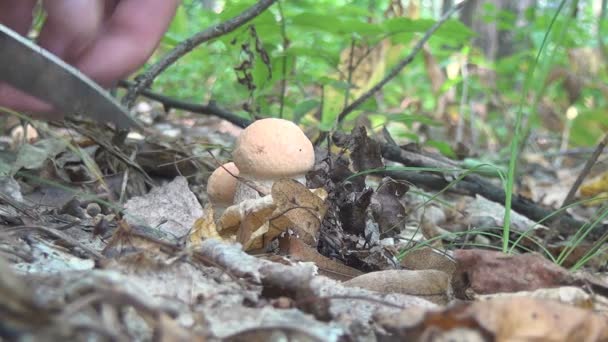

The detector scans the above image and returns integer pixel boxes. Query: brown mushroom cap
[207,162,239,206]
[232,118,315,180]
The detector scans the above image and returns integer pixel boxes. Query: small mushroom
[232,118,315,203]
[206,162,240,213]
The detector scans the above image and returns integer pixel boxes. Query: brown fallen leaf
[343,269,452,305]
[278,235,362,281]
[189,204,222,246]
[217,180,327,251]
[452,249,574,298]
[347,125,384,172]
[270,179,327,246]
[370,177,408,235]
[400,246,456,276]
[375,297,608,342]
[219,196,276,236]
[224,326,324,342]
[476,286,606,312]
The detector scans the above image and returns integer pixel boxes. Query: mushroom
[206,162,240,213]
[232,118,315,203]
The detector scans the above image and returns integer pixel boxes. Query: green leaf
[383,18,475,42]
[571,110,606,146]
[425,140,456,158]
[293,99,320,123]
[388,113,443,127]
[168,5,189,39]
[290,13,383,36]
[11,138,67,176]
[0,151,15,177]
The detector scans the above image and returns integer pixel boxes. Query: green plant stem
[503,0,568,253]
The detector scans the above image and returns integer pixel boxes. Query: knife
[0,23,140,130]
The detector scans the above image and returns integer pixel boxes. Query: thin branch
[122,0,277,108]
[560,133,608,208]
[117,80,250,128]
[3,225,105,259]
[335,0,469,124]
[332,130,607,241]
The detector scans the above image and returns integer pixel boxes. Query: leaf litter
[0,114,607,341]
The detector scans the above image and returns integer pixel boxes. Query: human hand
[0,0,179,118]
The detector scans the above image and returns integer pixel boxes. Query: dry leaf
[371,177,408,235]
[270,179,327,246]
[219,195,276,235]
[375,297,608,341]
[124,176,203,237]
[400,247,456,276]
[476,286,601,311]
[338,187,373,236]
[580,171,608,200]
[343,269,451,305]
[278,235,362,281]
[452,249,574,297]
[217,180,327,251]
[219,195,276,251]
[348,126,384,172]
[189,204,222,246]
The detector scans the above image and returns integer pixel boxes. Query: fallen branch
[123,0,277,108]
[364,134,607,240]
[117,80,251,128]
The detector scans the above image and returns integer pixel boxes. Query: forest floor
[1,104,607,341]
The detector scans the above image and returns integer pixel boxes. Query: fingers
[38,0,105,62]
[0,83,54,113]
[0,0,37,35]
[72,0,180,87]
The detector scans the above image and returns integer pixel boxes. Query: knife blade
[0,24,140,129]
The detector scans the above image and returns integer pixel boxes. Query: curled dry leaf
[189,203,222,246]
[338,187,373,236]
[216,180,327,251]
[345,125,384,172]
[375,297,608,342]
[219,195,276,251]
[370,177,408,235]
[271,179,327,246]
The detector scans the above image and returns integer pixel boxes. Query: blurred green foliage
[146,0,607,153]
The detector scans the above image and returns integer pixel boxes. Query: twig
[117,80,251,128]
[2,225,105,259]
[560,133,608,208]
[335,0,468,124]
[332,131,607,240]
[64,121,156,187]
[123,0,277,108]
[119,150,137,205]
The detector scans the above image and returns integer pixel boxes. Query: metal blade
[0,24,140,129]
